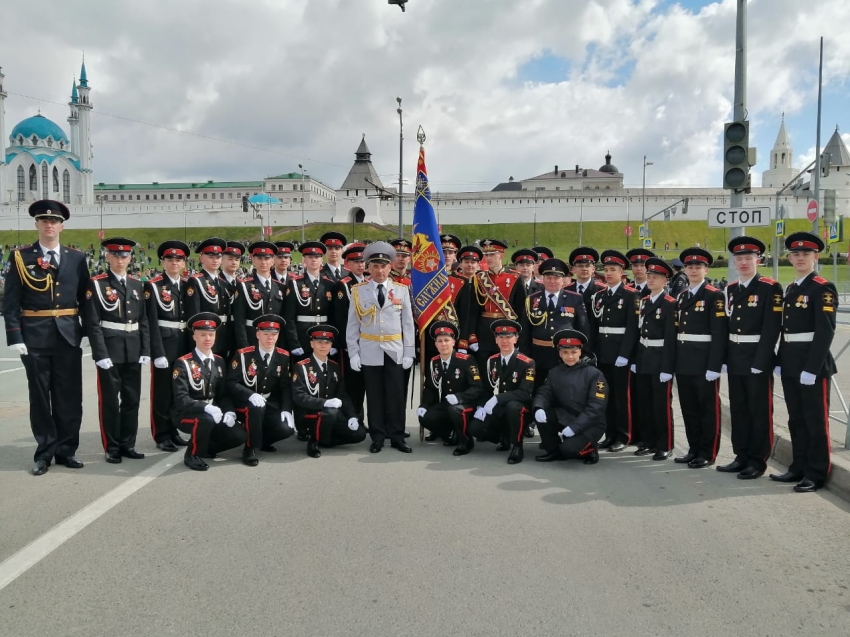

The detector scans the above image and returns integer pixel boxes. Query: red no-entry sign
[807,200,819,222]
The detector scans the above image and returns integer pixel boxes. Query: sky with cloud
[2,0,849,192]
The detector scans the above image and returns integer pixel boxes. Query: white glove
[10,343,28,356]
[751,368,762,375]
[292,348,304,356]
[774,366,782,377]
[204,404,223,423]
[469,343,479,352]
[615,356,629,368]
[721,364,728,374]
[281,411,295,430]
[562,426,576,438]
[350,354,361,372]
[484,396,498,414]
[79,336,89,348]
[249,393,266,407]
[347,418,359,431]
[630,364,636,373]
[324,398,342,409]
[153,356,169,369]
[139,356,151,365]
[330,347,338,356]
[96,358,113,370]
[223,411,236,427]
[445,394,459,405]
[535,409,547,423]
[659,372,673,383]
[800,371,817,386]
[705,370,721,382]
[474,407,487,421]
[458,349,467,354]
[402,357,414,369]
[417,407,427,418]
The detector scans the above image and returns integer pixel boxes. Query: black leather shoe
[769,471,804,483]
[105,452,122,464]
[453,443,471,456]
[598,438,614,449]
[31,460,50,476]
[261,444,277,452]
[307,441,321,458]
[583,449,600,465]
[716,459,747,473]
[442,432,458,446]
[608,442,627,452]
[507,445,524,464]
[242,447,259,466]
[737,467,764,480]
[120,448,145,460]
[156,440,178,452]
[675,452,697,464]
[634,447,655,457]
[391,441,413,453]
[369,442,383,453]
[652,450,672,461]
[794,478,822,493]
[297,432,309,442]
[184,452,209,471]
[495,441,510,452]
[688,457,711,469]
[404,429,411,438]
[170,434,189,447]
[55,455,84,468]
[535,452,561,462]
[425,433,439,442]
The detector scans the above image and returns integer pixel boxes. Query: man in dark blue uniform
[3,200,90,475]
[184,238,230,357]
[232,241,286,350]
[564,247,606,318]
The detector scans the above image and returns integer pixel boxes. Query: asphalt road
[1,323,850,636]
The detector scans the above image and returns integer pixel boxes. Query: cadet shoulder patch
[173,369,180,379]
[823,291,836,312]
[517,354,533,364]
[187,286,194,296]
[337,290,344,299]
[149,275,163,283]
[86,290,93,299]
[231,360,239,369]
[705,284,719,292]
[177,353,192,361]
[237,346,255,354]
[297,359,310,366]
[455,352,470,360]
[275,347,289,355]
[144,290,151,299]
[91,273,108,280]
[813,276,829,285]
[759,276,777,285]
[664,295,675,302]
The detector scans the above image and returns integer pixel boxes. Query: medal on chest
[795,295,808,308]
[247,360,258,378]
[105,286,118,303]
[206,282,217,298]
[161,288,172,303]
[747,294,758,307]
[190,361,202,380]
[301,284,311,299]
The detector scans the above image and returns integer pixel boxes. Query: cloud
[1,0,849,192]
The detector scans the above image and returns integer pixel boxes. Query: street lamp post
[641,155,653,223]
[396,97,403,238]
[532,191,538,246]
[298,164,306,244]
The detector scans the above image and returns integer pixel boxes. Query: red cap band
[557,338,582,347]
[459,250,480,260]
[574,254,595,262]
[514,256,535,264]
[433,327,454,336]
[193,320,216,329]
[106,244,131,252]
[200,245,223,254]
[223,247,242,256]
[276,248,291,255]
[792,240,819,250]
[604,256,626,267]
[733,243,761,254]
[494,326,518,334]
[684,255,709,264]
[164,248,185,257]
[647,264,669,275]
[311,331,334,340]
[324,239,344,247]
[255,321,280,330]
[252,247,274,256]
[302,247,323,256]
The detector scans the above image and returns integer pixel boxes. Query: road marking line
[0,453,178,593]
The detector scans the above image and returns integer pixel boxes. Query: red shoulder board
[759,276,777,284]
[275,347,289,355]
[664,295,675,302]
[213,354,223,360]
[91,273,108,280]
[488,353,500,360]
[624,285,637,292]
[339,276,352,284]
[516,354,533,364]
[705,285,718,292]
[430,355,441,361]
[528,290,544,300]
[291,274,303,280]
[813,276,830,285]
[129,275,141,281]
[149,275,163,283]
[297,359,310,366]
[455,352,470,360]
[177,353,192,361]
[192,273,203,278]
[564,289,582,298]
[237,346,255,354]
[321,275,335,283]
[241,276,254,283]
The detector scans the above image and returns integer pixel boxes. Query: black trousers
[728,373,774,472]
[296,408,367,447]
[537,416,599,460]
[234,403,293,449]
[782,376,832,484]
[531,345,559,391]
[149,364,180,442]
[21,341,83,462]
[676,374,721,462]
[96,362,142,454]
[363,354,406,444]
[175,410,247,457]
[341,350,366,420]
[597,362,633,444]
[468,400,529,447]
[419,403,475,442]
[629,371,644,445]
[635,373,674,452]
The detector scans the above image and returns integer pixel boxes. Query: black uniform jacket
[520,288,590,353]
[145,274,187,361]
[283,273,336,353]
[232,273,285,349]
[533,354,608,437]
[565,279,607,320]
[480,351,535,407]
[291,356,356,418]
[172,351,233,418]
[85,272,150,364]
[588,284,639,364]
[184,270,231,352]
[421,352,485,408]
[675,282,727,375]
[227,345,294,412]
[778,273,837,377]
[724,273,783,374]
[635,293,677,375]
[3,242,89,348]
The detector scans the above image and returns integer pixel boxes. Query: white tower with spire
[0,66,7,205]
[68,78,79,158]
[75,58,93,204]
[761,115,798,189]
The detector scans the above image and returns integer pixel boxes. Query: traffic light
[388,0,407,11]
[723,121,750,191]
[242,195,248,212]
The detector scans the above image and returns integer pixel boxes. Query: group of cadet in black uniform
[2,200,838,492]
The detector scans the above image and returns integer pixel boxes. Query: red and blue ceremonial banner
[411,145,451,331]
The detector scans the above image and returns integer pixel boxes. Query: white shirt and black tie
[40,244,60,268]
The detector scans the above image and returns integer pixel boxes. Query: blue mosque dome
[10,114,70,145]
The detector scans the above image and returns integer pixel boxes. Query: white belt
[296,315,328,323]
[101,321,139,332]
[640,338,664,347]
[784,332,814,343]
[678,334,712,343]
[599,327,626,335]
[729,334,760,344]
[158,320,186,330]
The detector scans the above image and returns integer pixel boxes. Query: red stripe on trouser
[666,380,673,451]
[181,419,200,455]
[96,370,108,451]
[823,378,832,476]
[517,407,529,443]
[579,442,593,456]
[765,376,774,462]
[237,407,250,447]
[304,413,319,440]
[460,407,473,437]
[149,367,157,439]
[711,379,721,461]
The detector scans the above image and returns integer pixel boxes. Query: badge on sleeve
[823,291,836,312]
